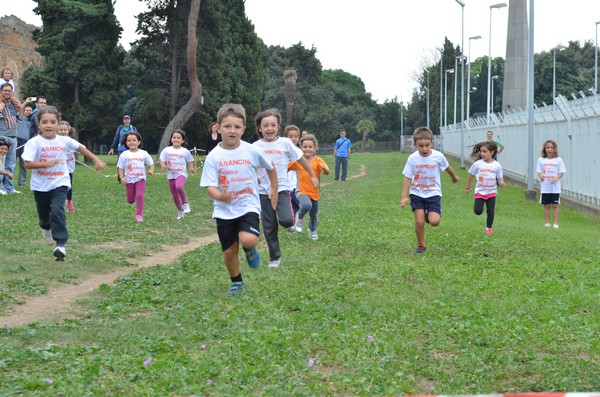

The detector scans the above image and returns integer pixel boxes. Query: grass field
[1,152,599,396]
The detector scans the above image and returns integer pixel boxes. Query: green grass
[1,152,600,396]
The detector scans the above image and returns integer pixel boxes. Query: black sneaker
[53,246,66,261]
[414,246,427,255]
[228,281,244,295]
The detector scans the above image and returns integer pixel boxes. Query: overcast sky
[8,1,600,103]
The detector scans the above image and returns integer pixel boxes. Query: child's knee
[239,232,259,249]
[474,208,483,215]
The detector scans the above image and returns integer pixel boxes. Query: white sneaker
[42,229,53,243]
[182,203,191,214]
[53,246,66,261]
[553,224,559,229]
[288,226,297,233]
[8,189,21,194]
[0,189,6,195]
[177,210,185,220]
[268,258,281,268]
[294,217,303,232]
[544,223,551,227]
[308,230,318,241]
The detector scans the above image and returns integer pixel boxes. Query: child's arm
[465,174,474,193]
[297,156,319,188]
[118,167,126,183]
[551,172,563,184]
[400,176,411,209]
[319,160,330,175]
[445,166,459,183]
[188,161,196,175]
[207,186,232,203]
[147,163,155,175]
[267,167,278,210]
[0,169,13,179]
[160,160,167,169]
[77,145,109,172]
[498,178,506,187]
[25,158,61,169]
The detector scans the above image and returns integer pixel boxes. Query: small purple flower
[308,358,316,367]
[143,357,153,366]
[367,335,374,342]
[200,344,207,350]
[44,378,54,384]
[207,379,214,385]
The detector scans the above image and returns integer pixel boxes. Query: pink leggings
[126,179,146,217]
[169,175,188,211]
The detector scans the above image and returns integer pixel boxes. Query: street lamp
[467,35,482,120]
[425,69,430,127]
[490,75,499,113]
[552,44,566,103]
[444,68,454,127]
[455,0,466,168]
[487,2,507,120]
[454,56,458,125]
[438,48,444,133]
[594,21,600,92]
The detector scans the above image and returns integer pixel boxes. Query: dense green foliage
[2,153,600,394]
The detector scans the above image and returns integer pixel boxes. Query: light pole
[467,35,482,120]
[552,44,566,103]
[444,68,454,127]
[487,3,507,120]
[469,86,478,114]
[454,56,458,125]
[490,75,499,113]
[595,22,600,94]
[439,48,444,133]
[455,0,466,168]
[425,69,430,127]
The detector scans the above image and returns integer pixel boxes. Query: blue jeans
[334,156,348,181]
[1,136,16,191]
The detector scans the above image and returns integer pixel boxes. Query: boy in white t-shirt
[401,127,459,254]
[200,103,278,296]
[22,106,108,261]
[253,108,318,268]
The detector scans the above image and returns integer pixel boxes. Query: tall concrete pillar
[502,0,528,113]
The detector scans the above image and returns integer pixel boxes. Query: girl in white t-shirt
[537,139,566,228]
[253,108,319,268]
[465,141,505,235]
[159,129,196,220]
[117,132,154,222]
[58,121,77,213]
[284,124,301,230]
[22,106,108,261]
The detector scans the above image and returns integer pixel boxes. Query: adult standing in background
[486,130,505,161]
[205,122,221,154]
[108,115,137,183]
[333,129,352,182]
[0,83,22,193]
[16,105,33,186]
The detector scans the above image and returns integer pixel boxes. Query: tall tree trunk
[169,18,180,120]
[158,0,203,155]
[284,69,297,125]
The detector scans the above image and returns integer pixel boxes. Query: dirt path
[0,165,366,328]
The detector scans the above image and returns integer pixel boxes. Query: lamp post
[455,0,466,168]
[454,56,458,125]
[444,68,454,127]
[552,44,566,103]
[467,35,482,120]
[595,22,600,94]
[425,69,430,127]
[490,75,499,113]
[439,48,444,133]
[487,2,507,120]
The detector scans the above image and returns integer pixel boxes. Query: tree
[355,119,375,152]
[24,0,125,147]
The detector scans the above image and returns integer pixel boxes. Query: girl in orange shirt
[288,134,329,240]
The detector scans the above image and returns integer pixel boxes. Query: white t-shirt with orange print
[537,156,566,194]
[402,149,449,198]
[200,141,274,220]
[254,137,303,194]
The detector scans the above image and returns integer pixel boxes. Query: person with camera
[0,83,22,193]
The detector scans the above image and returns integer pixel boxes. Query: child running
[0,137,13,193]
[159,129,196,220]
[285,124,301,229]
[465,141,505,235]
[22,106,108,260]
[200,103,278,295]
[288,133,329,240]
[537,139,566,228]
[253,108,318,268]
[117,131,154,222]
[400,127,459,254]
[57,121,77,213]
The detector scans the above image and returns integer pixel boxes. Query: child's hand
[451,175,459,183]
[499,180,506,187]
[147,169,154,175]
[95,161,108,172]
[551,177,559,184]
[269,188,277,210]
[400,197,409,209]
[190,168,196,175]
[219,190,232,203]
[47,159,61,167]
[160,163,167,169]
[310,175,319,189]
[6,172,13,180]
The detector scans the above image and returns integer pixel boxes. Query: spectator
[108,115,137,156]
[1,67,15,91]
[16,105,32,186]
[205,122,221,154]
[333,129,352,182]
[0,83,22,193]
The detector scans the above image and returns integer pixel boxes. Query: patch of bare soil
[0,165,367,328]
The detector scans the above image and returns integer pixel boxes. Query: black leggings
[474,196,496,228]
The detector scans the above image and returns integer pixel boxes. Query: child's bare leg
[239,231,259,250]
[428,211,441,227]
[414,210,426,246]
[223,242,241,277]
[552,204,559,225]
[544,204,551,224]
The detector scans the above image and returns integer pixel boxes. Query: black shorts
[409,194,442,216]
[540,193,560,205]
[216,212,260,251]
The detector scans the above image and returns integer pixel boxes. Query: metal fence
[441,92,600,207]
